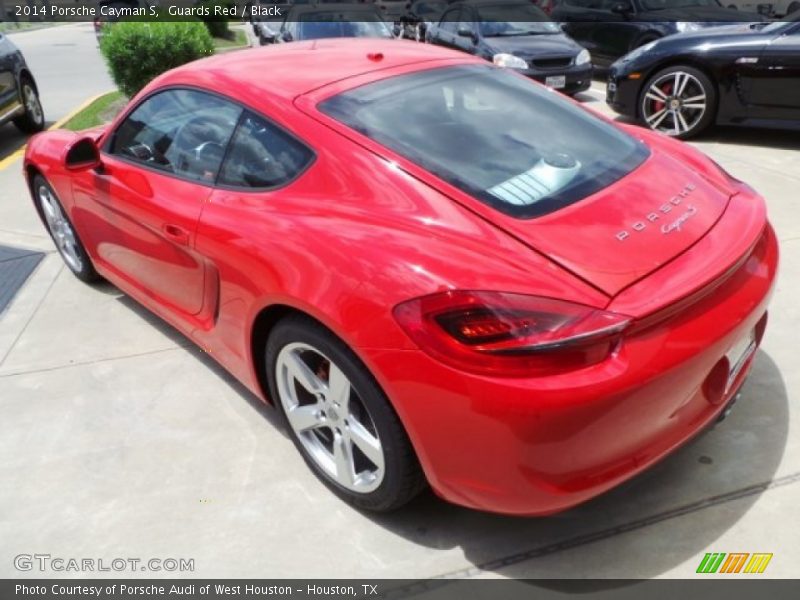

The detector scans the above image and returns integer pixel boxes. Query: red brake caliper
[654,82,672,113]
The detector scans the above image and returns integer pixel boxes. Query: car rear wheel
[639,66,717,139]
[33,175,99,283]
[266,315,425,511]
[14,79,45,134]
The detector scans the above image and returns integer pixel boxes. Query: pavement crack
[0,345,191,378]
[428,470,800,580]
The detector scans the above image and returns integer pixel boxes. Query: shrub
[99,21,214,98]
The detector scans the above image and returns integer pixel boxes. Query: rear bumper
[361,223,778,516]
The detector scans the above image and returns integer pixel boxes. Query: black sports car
[552,0,765,66]
[606,15,800,138]
[0,32,44,134]
[427,0,592,95]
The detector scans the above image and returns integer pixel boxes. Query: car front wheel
[14,79,45,133]
[266,315,425,511]
[639,66,717,139]
[33,175,99,282]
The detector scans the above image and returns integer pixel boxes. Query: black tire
[266,315,426,512]
[788,2,800,15]
[638,65,717,140]
[33,175,100,283]
[13,78,45,134]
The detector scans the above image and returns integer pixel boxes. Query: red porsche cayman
[23,39,777,515]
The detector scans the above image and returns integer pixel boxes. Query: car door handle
[163,224,190,246]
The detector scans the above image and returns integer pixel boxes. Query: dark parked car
[0,33,43,133]
[427,0,592,94]
[271,4,395,43]
[607,15,800,137]
[400,0,448,40]
[551,0,765,66]
[252,3,291,45]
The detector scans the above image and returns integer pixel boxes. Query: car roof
[153,39,473,103]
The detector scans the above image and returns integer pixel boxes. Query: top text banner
[0,0,797,23]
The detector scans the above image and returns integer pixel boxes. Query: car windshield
[761,10,800,32]
[297,12,393,39]
[640,0,721,10]
[478,5,559,37]
[319,65,649,219]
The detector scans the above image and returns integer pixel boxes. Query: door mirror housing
[457,26,476,42]
[611,1,633,14]
[65,137,102,172]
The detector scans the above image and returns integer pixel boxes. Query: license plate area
[546,75,566,89]
[726,330,756,391]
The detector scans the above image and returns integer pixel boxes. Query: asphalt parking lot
[1,24,799,580]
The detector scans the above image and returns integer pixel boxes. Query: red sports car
[23,39,777,515]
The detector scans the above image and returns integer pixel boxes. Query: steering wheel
[169,115,231,173]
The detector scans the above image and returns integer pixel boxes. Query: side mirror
[457,26,476,42]
[65,137,102,172]
[611,1,633,15]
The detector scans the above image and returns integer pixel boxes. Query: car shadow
[108,281,788,580]
[600,113,800,153]
[697,124,800,151]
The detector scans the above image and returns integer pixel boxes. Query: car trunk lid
[489,151,734,297]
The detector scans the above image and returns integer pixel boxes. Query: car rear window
[319,65,649,218]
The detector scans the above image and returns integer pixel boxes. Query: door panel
[71,88,242,317]
[75,156,211,316]
[748,31,800,114]
[0,37,21,119]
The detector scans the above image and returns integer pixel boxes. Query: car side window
[439,8,461,32]
[109,89,242,184]
[217,111,314,189]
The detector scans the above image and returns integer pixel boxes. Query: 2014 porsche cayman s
[24,40,777,515]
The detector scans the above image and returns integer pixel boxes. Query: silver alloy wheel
[275,342,385,493]
[38,184,83,272]
[23,84,44,127]
[641,71,707,137]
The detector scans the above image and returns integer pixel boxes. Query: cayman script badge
[616,183,698,242]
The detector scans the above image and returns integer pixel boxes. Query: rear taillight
[393,291,630,377]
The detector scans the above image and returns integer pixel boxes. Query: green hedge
[99,21,214,98]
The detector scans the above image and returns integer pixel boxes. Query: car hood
[638,7,766,22]
[658,23,772,46]
[486,137,736,297]
[484,33,582,58]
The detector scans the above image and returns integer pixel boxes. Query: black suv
[0,33,44,133]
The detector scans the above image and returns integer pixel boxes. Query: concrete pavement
[0,45,799,580]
